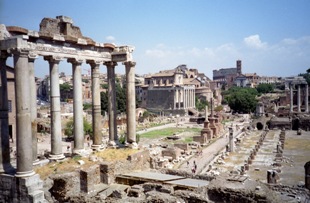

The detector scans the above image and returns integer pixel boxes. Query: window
[8,100,12,112]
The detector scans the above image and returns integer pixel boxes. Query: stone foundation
[0,174,45,203]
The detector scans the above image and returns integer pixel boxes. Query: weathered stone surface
[49,172,80,202]
[80,164,100,193]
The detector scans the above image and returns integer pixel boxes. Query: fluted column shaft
[298,85,301,112]
[29,56,38,162]
[0,52,11,173]
[106,62,117,144]
[306,84,309,113]
[14,50,35,177]
[290,85,294,112]
[45,56,64,159]
[125,61,136,144]
[88,60,102,149]
[69,58,84,152]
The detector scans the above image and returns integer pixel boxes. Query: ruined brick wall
[146,88,174,110]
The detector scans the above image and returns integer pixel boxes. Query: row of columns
[174,88,195,109]
[0,49,137,177]
[290,84,309,113]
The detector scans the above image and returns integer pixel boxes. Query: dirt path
[178,133,230,174]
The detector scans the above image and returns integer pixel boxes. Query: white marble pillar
[298,85,301,112]
[193,88,195,108]
[106,61,117,146]
[68,58,84,153]
[14,50,35,177]
[306,84,309,113]
[28,54,38,163]
[124,61,137,146]
[290,84,294,112]
[178,89,181,109]
[184,89,187,109]
[44,56,64,160]
[88,60,102,150]
[0,51,12,174]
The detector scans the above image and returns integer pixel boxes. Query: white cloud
[105,36,115,41]
[138,35,310,78]
[244,34,267,49]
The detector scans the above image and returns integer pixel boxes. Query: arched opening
[256,122,264,130]
[292,118,300,131]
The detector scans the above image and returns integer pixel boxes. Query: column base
[107,140,117,148]
[15,170,36,178]
[73,148,92,157]
[126,142,138,149]
[32,159,40,166]
[91,144,104,151]
[49,153,65,160]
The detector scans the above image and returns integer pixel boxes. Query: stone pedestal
[209,117,218,138]
[80,165,100,193]
[0,173,45,202]
[267,170,278,184]
[100,162,115,184]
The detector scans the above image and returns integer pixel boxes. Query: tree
[299,69,310,85]
[100,81,127,116]
[256,83,274,94]
[59,83,71,91]
[64,118,93,138]
[195,96,209,112]
[223,86,258,113]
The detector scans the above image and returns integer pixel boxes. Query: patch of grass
[140,127,201,139]
[95,148,138,162]
[184,137,193,143]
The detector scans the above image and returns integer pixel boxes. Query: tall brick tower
[236,60,242,75]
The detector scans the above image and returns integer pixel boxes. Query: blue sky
[1,0,310,78]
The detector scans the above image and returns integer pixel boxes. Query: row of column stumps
[0,48,137,177]
[242,130,268,174]
[267,129,286,184]
[290,83,309,113]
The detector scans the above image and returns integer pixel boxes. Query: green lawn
[139,127,201,139]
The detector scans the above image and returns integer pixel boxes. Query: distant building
[213,60,242,88]
[139,65,213,115]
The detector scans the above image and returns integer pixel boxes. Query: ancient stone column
[298,84,301,112]
[124,61,137,146]
[290,84,293,112]
[0,51,12,174]
[29,54,38,163]
[173,90,177,109]
[14,49,35,177]
[106,61,117,146]
[88,60,102,150]
[184,89,187,109]
[229,127,234,152]
[44,56,64,160]
[305,84,309,113]
[205,105,208,119]
[68,58,84,153]
[193,88,195,108]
